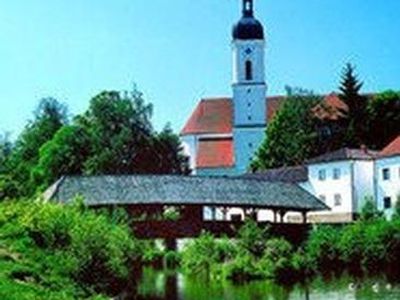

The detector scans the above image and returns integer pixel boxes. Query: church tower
[232,0,267,173]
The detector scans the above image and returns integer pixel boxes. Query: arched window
[245,60,253,80]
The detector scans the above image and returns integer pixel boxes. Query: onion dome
[232,0,264,40]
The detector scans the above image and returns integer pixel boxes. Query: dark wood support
[302,211,308,224]
[165,238,177,251]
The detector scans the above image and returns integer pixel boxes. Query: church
[180,0,345,176]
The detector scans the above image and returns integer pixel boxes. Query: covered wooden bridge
[45,175,328,246]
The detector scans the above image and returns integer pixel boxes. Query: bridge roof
[44,175,329,212]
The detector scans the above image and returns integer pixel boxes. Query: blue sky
[1,0,399,138]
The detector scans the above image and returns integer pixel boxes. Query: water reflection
[121,267,400,300]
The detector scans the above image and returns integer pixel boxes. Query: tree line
[0,86,189,199]
[252,63,400,170]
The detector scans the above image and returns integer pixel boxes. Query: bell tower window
[245,60,253,80]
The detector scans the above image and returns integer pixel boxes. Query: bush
[259,238,295,283]
[237,219,269,258]
[306,225,342,272]
[0,199,139,298]
[181,232,219,278]
[163,251,181,269]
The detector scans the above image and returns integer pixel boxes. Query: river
[119,267,400,300]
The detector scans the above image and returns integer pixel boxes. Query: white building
[302,148,377,223]
[375,136,400,219]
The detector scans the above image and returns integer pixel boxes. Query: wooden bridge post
[165,238,177,251]
[302,211,308,224]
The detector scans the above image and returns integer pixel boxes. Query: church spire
[243,0,254,17]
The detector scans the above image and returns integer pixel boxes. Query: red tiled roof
[196,138,234,168]
[312,93,348,120]
[181,98,232,135]
[380,135,400,157]
[181,94,346,136]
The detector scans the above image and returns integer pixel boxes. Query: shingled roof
[45,175,328,212]
[241,166,308,183]
[307,148,378,164]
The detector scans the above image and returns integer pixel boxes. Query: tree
[76,89,154,175]
[32,125,91,188]
[366,90,400,149]
[251,87,321,170]
[147,124,190,175]
[338,63,368,147]
[0,132,12,174]
[7,98,68,195]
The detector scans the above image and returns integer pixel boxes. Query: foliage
[251,87,321,170]
[75,89,153,175]
[163,250,181,269]
[237,219,269,258]
[31,125,91,189]
[393,195,400,220]
[359,197,384,222]
[305,225,342,272]
[181,232,221,278]
[366,90,400,149]
[338,63,368,147]
[6,98,68,196]
[0,199,140,299]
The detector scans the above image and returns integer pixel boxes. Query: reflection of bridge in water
[45,175,328,247]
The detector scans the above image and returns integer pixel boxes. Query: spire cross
[243,0,254,17]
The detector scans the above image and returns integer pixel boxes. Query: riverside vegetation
[0,198,143,299]
[179,199,400,284]
[1,198,400,299]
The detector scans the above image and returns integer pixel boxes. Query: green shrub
[163,251,181,269]
[306,225,342,271]
[259,238,295,282]
[237,219,269,258]
[222,253,261,282]
[181,232,218,277]
[0,199,139,298]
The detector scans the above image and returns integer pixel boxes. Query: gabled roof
[181,98,232,135]
[241,166,308,183]
[307,148,378,165]
[181,94,347,136]
[45,175,329,211]
[380,135,400,158]
[196,138,234,168]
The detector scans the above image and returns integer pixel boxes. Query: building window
[248,142,253,148]
[318,169,326,181]
[247,115,252,121]
[245,60,253,81]
[334,194,342,206]
[384,197,392,209]
[319,195,326,203]
[333,168,341,180]
[382,168,390,181]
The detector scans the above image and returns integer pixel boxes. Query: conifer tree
[338,63,368,148]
